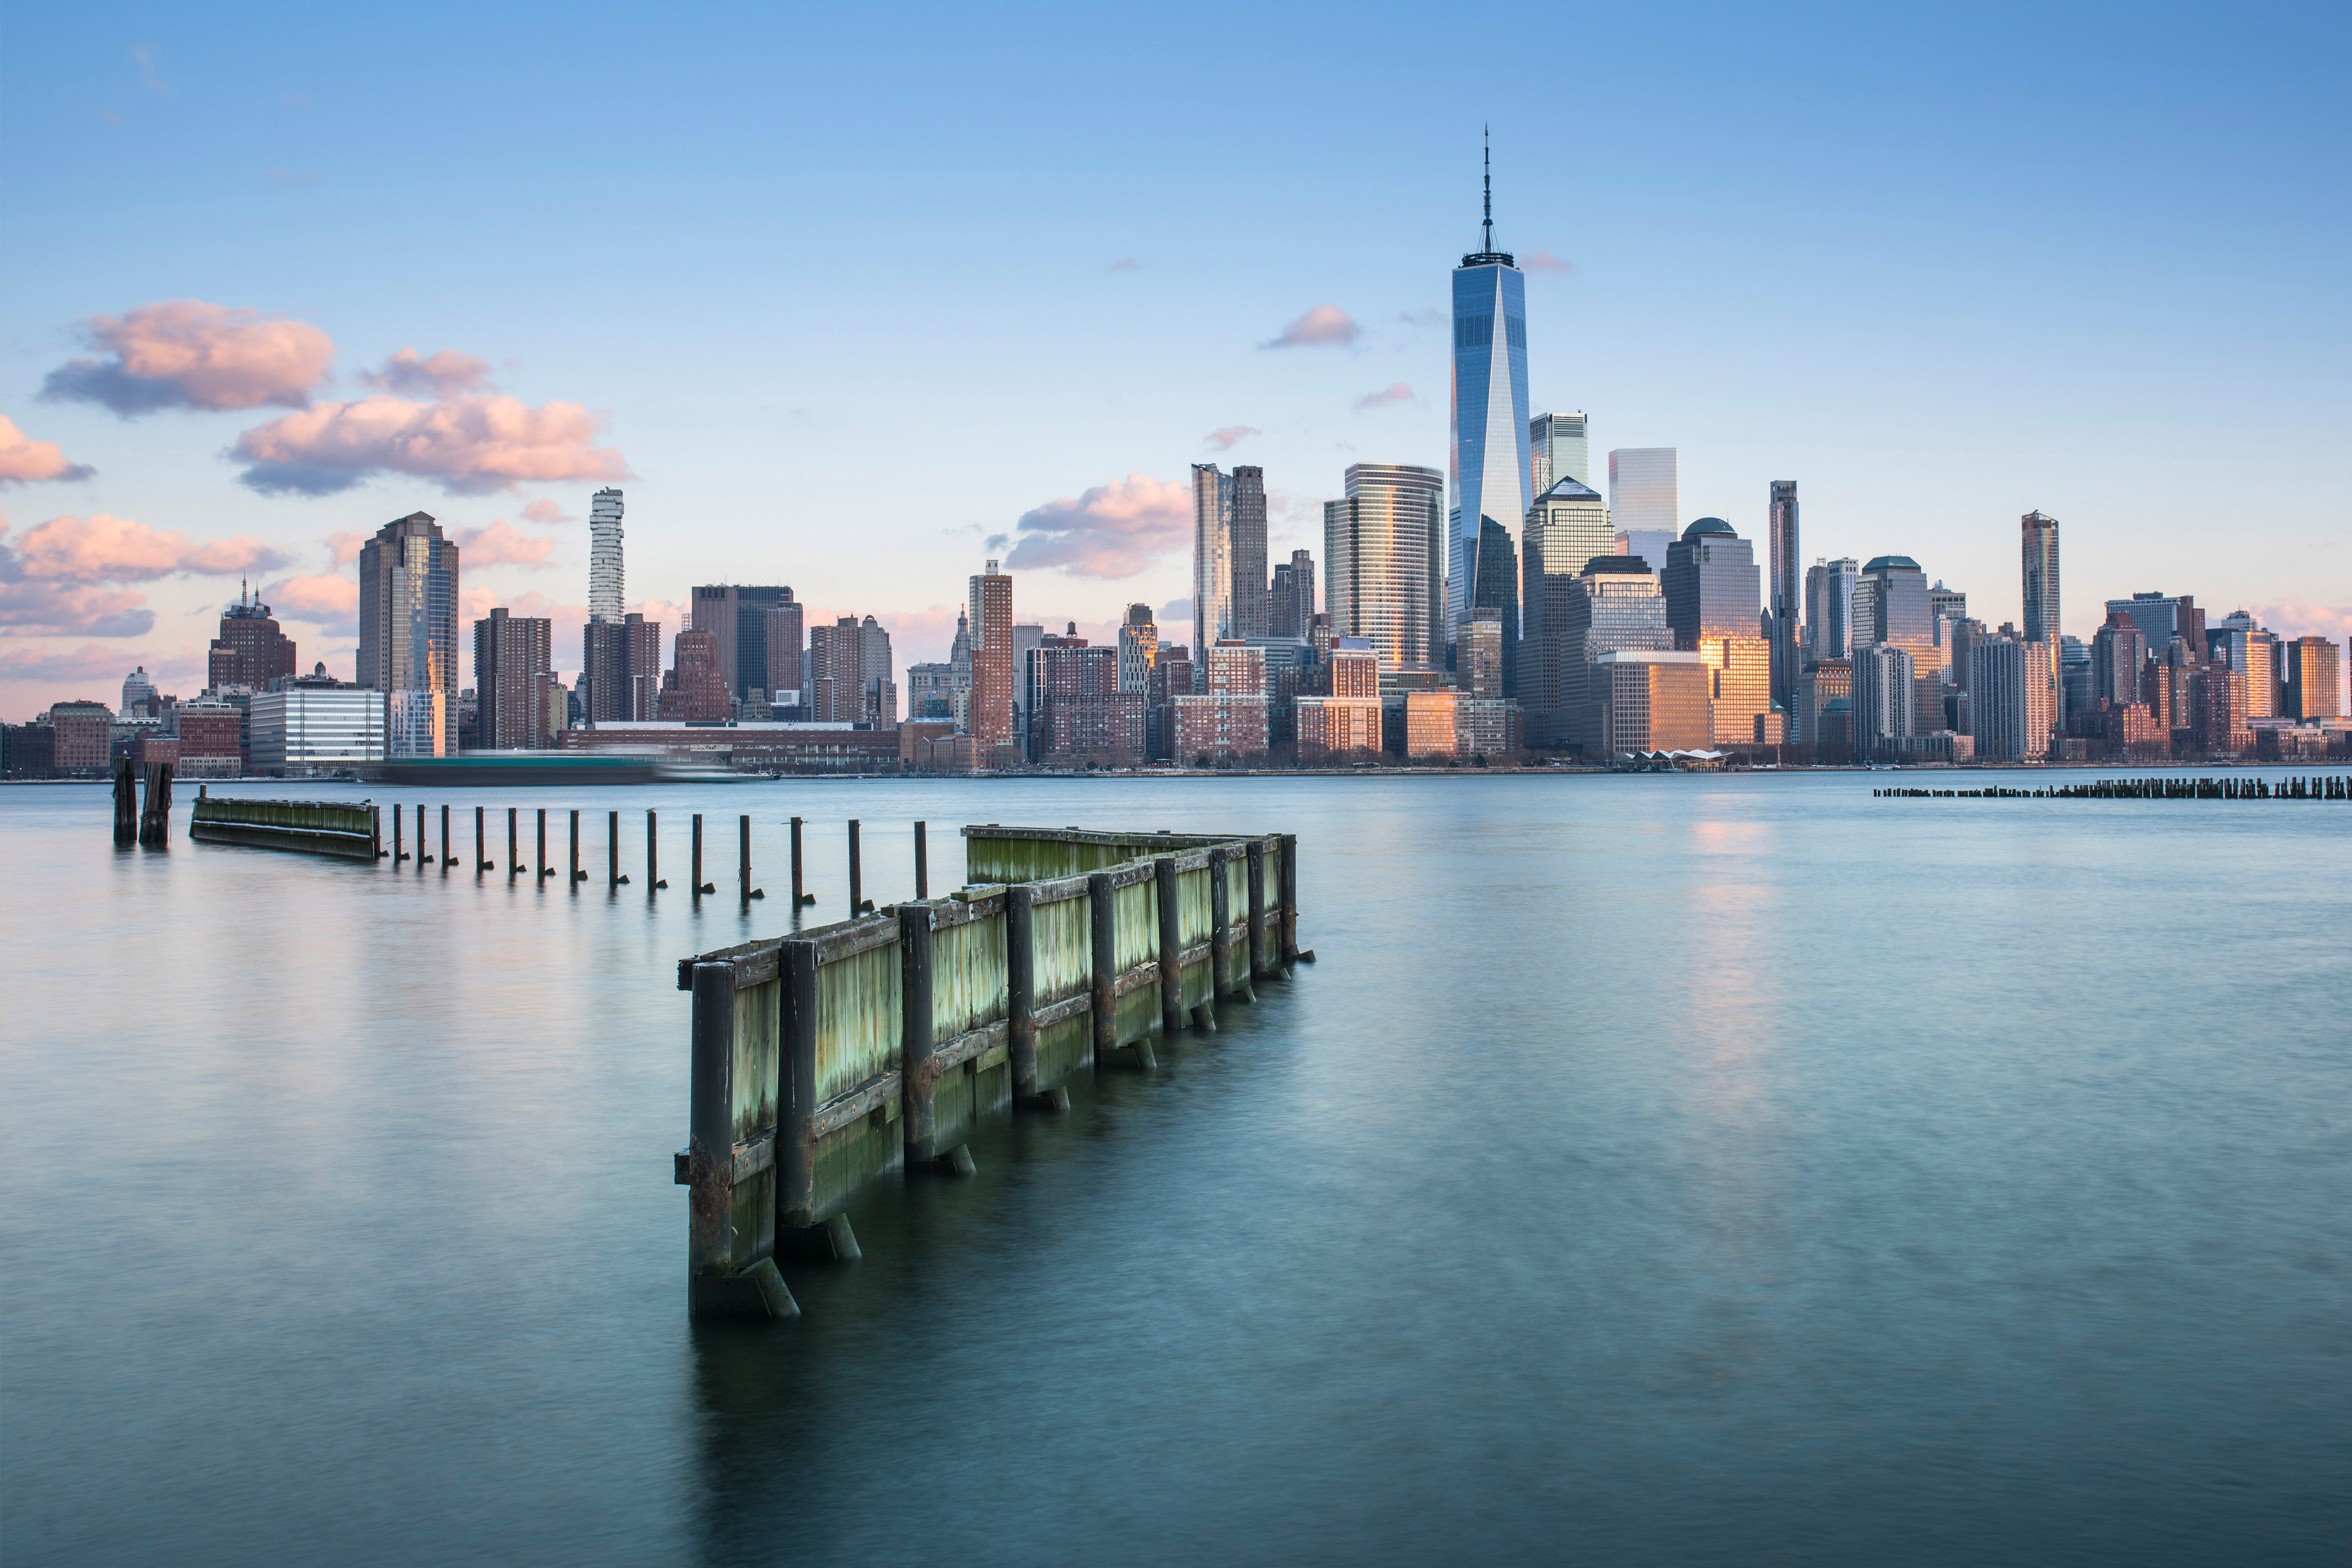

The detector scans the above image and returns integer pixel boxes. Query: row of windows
[1453,315,1528,350]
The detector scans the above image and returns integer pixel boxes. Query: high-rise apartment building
[1325,463,1446,676]
[1171,640,1270,761]
[2019,510,2063,741]
[206,586,298,692]
[1607,449,1679,549]
[967,561,1016,759]
[1117,604,1158,695]
[1767,481,1799,721]
[2282,636,2343,720]
[1449,147,1531,655]
[1852,643,1917,757]
[472,608,557,750]
[1968,636,2054,762]
[1560,555,1673,753]
[2091,612,2147,710]
[1806,557,1861,662]
[764,600,806,711]
[357,511,460,757]
[2106,592,2204,664]
[582,612,662,723]
[1191,464,1234,658]
[588,488,625,626]
[1025,638,1143,766]
[1859,555,1942,735]
[657,628,731,723]
[1229,466,1268,639]
[2207,611,2277,719]
[805,615,894,728]
[1268,549,1316,640]
[1529,412,1589,494]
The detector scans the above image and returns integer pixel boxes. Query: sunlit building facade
[1559,556,1673,753]
[1325,463,1445,675]
[1191,464,1234,657]
[1860,555,1942,735]
[1594,650,1710,753]
[357,511,459,758]
[1968,635,2054,762]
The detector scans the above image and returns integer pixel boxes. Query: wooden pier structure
[672,824,1306,1320]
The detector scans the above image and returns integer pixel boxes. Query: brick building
[207,589,299,691]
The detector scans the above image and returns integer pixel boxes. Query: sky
[4,1,2348,720]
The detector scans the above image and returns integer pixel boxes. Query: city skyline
[3,5,2347,719]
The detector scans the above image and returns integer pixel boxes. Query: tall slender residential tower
[1449,134,1531,660]
[1229,466,1269,638]
[357,511,460,756]
[968,560,1015,759]
[1191,463,1234,658]
[1767,481,1799,720]
[1325,463,1445,675]
[588,488,625,626]
[2020,511,2063,741]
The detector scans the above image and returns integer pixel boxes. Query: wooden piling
[914,820,929,899]
[1208,844,1235,1001]
[1246,839,1269,981]
[1155,856,1185,1036]
[570,809,581,890]
[609,810,620,888]
[692,813,703,898]
[687,960,792,1317]
[1088,870,1116,1069]
[112,757,137,846]
[394,801,405,862]
[899,902,938,1161]
[848,819,862,912]
[508,808,519,879]
[537,809,549,881]
[1006,883,1038,1099]
[137,762,173,849]
[739,814,751,903]
[475,805,485,872]
[1278,834,1299,963]
[790,816,805,906]
[647,809,658,891]
[441,804,450,870]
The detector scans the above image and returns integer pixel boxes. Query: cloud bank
[1005,474,1191,579]
[455,518,558,568]
[0,418,95,486]
[233,394,631,496]
[0,513,287,639]
[1522,251,1572,275]
[1261,306,1359,349]
[364,347,494,398]
[1354,382,1414,410]
[1205,426,1260,451]
[41,300,335,416]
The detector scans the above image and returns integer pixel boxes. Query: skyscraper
[1449,138,1531,655]
[206,586,298,692]
[1559,555,1673,753]
[1325,463,1446,676]
[1858,555,1940,735]
[1521,474,1613,744]
[2020,510,2063,741]
[1269,549,1316,639]
[1471,516,1519,696]
[582,611,660,723]
[356,511,460,757]
[1229,466,1268,639]
[587,488,625,627]
[1607,449,1678,547]
[1767,481,1799,720]
[765,600,806,711]
[1530,412,1588,494]
[2091,612,2147,710]
[968,560,1016,758]
[1969,635,2053,763]
[1117,603,1158,695]
[1664,518,1769,745]
[472,607,556,750]
[2106,592,2204,664]
[2282,636,2343,720]
[1191,463,1234,658]
[1852,643,1917,757]
[1806,557,1860,662]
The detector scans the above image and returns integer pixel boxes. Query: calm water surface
[3,772,2347,1564]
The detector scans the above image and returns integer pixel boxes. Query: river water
[2,772,2346,1564]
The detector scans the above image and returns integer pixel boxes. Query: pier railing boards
[674,823,1302,1319]
[189,796,382,860]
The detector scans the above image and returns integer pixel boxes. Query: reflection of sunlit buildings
[1594,649,1709,753]
[1665,518,1770,745]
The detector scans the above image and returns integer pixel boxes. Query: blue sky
[4,1,2346,716]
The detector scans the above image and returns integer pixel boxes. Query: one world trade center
[1448,137,1531,685]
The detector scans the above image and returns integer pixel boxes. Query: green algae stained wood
[1030,891,1090,1006]
[1178,862,1213,946]
[815,940,900,1102]
[732,973,780,1141]
[1112,877,1158,974]
[192,796,375,835]
[932,902,1007,1041]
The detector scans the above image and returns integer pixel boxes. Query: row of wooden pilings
[376,804,933,909]
[676,825,1306,1321]
[1874,774,2350,801]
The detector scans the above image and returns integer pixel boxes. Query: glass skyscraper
[357,511,459,757]
[1191,463,1234,659]
[1449,150,1530,658]
[1608,448,1679,542]
[1529,412,1588,494]
[2020,510,2063,737]
[1325,463,1445,674]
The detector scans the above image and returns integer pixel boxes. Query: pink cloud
[132,47,170,98]
[0,417,95,486]
[1205,426,1260,451]
[1523,251,1572,275]
[2252,600,2352,643]
[363,347,494,398]
[3,513,288,583]
[633,598,687,635]
[1004,473,1192,579]
[1261,305,1360,349]
[0,581,153,638]
[323,530,365,569]
[233,394,631,496]
[1354,382,1413,410]
[262,573,360,637]
[454,518,557,568]
[520,499,573,524]
[41,300,335,416]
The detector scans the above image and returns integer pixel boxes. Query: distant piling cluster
[1874,775,2348,801]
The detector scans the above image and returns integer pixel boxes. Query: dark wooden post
[570,809,581,889]
[416,803,426,870]
[1006,883,1038,1099]
[646,809,657,891]
[1278,833,1299,962]
[370,804,382,860]
[692,813,704,897]
[1155,856,1184,1036]
[1246,838,1268,981]
[441,804,450,870]
[1088,870,1116,1069]
[608,810,619,888]
[790,816,805,906]
[777,940,819,1229]
[848,819,862,912]
[1208,845,1234,1001]
[687,961,741,1315]
[394,800,405,862]
[739,814,751,903]
[508,807,518,879]
[537,809,549,880]
[914,820,929,898]
[899,903,938,1162]
[112,757,137,845]
[475,805,485,872]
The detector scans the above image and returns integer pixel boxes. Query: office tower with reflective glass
[1191,464,1234,660]
[1521,475,1613,743]
[1449,211,1531,661]
[1665,517,1771,744]
[1608,448,1679,541]
[1530,412,1588,494]
[1767,480,1799,720]
[1324,463,1445,675]
[1559,555,1673,753]
[356,510,461,756]
[1859,554,1942,734]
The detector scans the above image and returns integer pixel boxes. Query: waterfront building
[357,511,460,757]
[2019,510,2064,741]
[1026,637,1142,766]
[1806,557,1861,661]
[1852,643,1917,758]
[171,700,244,776]
[47,700,115,775]
[1269,549,1316,640]
[1230,466,1268,639]
[207,586,298,691]
[1559,556,1673,753]
[471,607,557,749]
[1192,464,1234,656]
[1404,688,1460,758]
[584,612,662,724]
[1530,412,1588,494]
[1967,636,2054,762]
[588,488,625,625]
[248,682,386,775]
[1147,644,1194,761]
[1295,693,1382,760]
[1593,650,1710,753]
[1607,449,1678,552]
[1449,146,1531,656]
[2282,636,2342,720]
[1117,603,1158,695]
[1325,462,1446,675]
[1768,481,1800,723]
[1665,518,1768,745]
[1859,556,1942,735]
[967,561,1016,761]
[1170,639,1270,762]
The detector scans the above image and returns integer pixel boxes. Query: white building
[249,687,387,775]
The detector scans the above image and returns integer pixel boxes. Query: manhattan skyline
[3,2,2347,719]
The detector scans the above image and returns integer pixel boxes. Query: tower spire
[1482,124,1492,252]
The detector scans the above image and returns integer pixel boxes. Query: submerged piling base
[779,1215,862,1261]
[688,1257,798,1319]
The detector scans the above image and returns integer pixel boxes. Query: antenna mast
[1483,124,1492,252]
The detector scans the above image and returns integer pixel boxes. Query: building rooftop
[1537,476,1602,502]
[1580,555,1657,576]
[1683,516,1736,538]
[1864,554,1921,573]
